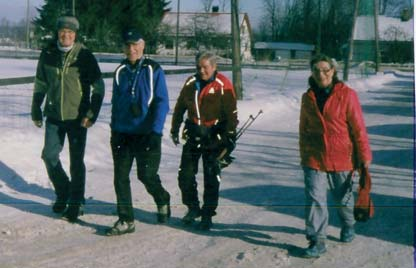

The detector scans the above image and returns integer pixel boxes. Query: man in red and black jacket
[170,52,238,231]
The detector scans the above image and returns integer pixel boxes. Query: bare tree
[255,0,356,58]
[218,0,229,11]
[261,0,280,40]
[343,0,360,81]
[181,14,218,51]
[201,0,214,12]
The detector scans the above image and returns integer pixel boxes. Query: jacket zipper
[60,47,76,121]
[194,90,201,125]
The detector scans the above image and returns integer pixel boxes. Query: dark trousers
[42,120,87,204]
[111,131,170,222]
[178,141,221,217]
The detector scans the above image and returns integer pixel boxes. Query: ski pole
[236,109,263,140]
[236,114,254,135]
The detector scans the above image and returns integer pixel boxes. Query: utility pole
[231,0,243,100]
[316,0,321,54]
[72,0,76,16]
[373,0,381,72]
[175,0,180,65]
[343,0,360,81]
[25,0,30,48]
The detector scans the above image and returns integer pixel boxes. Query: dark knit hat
[122,28,143,43]
[56,16,79,32]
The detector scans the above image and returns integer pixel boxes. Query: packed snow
[0,57,413,268]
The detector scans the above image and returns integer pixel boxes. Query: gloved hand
[146,131,161,151]
[216,134,236,168]
[171,132,180,146]
[223,134,236,153]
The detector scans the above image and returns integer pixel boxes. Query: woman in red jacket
[299,54,372,258]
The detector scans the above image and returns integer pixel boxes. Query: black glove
[146,131,161,151]
[171,132,180,146]
[223,134,236,153]
[217,134,236,168]
[31,92,45,121]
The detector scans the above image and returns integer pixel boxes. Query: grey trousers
[303,167,355,241]
[42,120,87,204]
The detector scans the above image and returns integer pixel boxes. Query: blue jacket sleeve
[150,67,169,134]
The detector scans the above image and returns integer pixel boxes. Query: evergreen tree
[33,0,171,52]
[33,0,67,45]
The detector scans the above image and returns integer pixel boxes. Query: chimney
[212,6,219,13]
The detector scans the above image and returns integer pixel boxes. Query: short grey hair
[196,52,217,66]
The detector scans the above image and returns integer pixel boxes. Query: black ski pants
[178,141,221,217]
[111,131,170,222]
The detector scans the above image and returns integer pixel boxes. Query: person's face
[58,28,76,47]
[312,61,335,88]
[124,40,145,64]
[197,58,216,81]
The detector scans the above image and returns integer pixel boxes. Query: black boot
[182,207,201,225]
[62,203,84,222]
[52,196,68,213]
[157,202,171,223]
[197,215,212,231]
[303,239,327,258]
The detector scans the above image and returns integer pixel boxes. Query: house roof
[254,42,315,51]
[353,15,414,41]
[161,12,251,36]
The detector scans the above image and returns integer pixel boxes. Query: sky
[0,0,263,28]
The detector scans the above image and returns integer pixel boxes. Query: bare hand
[362,160,371,169]
[33,120,42,128]
[81,118,93,128]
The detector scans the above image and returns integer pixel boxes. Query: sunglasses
[312,67,333,75]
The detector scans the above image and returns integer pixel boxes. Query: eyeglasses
[312,67,333,75]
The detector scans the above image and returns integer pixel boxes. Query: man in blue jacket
[106,28,171,236]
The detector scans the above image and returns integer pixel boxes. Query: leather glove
[171,132,180,146]
[217,134,236,161]
[224,134,236,153]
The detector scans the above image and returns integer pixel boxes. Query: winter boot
[197,215,213,231]
[157,203,171,223]
[52,196,68,213]
[105,220,135,236]
[182,207,201,225]
[340,226,355,243]
[303,239,327,258]
[62,203,84,222]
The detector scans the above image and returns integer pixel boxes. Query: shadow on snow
[220,184,413,247]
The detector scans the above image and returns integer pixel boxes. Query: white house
[352,14,413,62]
[254,42,315,61]
[158,11,253,62]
